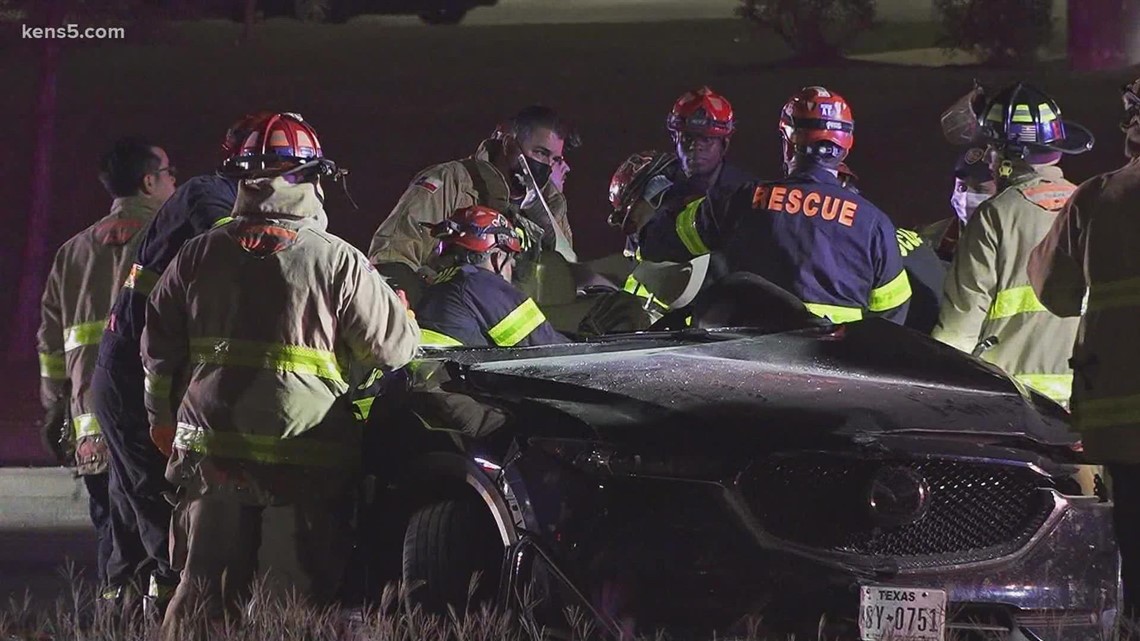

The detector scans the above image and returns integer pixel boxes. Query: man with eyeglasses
[36,137,175,593]
[90,111,274,616]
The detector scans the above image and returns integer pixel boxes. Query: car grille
[740,454,1055,569]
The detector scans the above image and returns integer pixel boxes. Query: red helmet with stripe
[222,112,326,176]
[779,86,855,162]
[222,111,277,159]
[432,205,524,255]
[667,86,735,138]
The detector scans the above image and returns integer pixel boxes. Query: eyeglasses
[152,165,177,179]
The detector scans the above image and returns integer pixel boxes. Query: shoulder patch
[413,175,443,194]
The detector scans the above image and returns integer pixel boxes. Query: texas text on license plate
[859,586,947,641]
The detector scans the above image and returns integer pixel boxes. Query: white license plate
[859,586,947,641]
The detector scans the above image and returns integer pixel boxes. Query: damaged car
[348,275,1120,641]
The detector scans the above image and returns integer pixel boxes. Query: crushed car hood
[441,319,1077,447]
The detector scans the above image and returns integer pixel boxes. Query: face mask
[516,154,552,192]
[950,189,990,223]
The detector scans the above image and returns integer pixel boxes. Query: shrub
[736,0,878,63]
[933,0,1054,66]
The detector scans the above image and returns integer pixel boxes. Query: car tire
[418,7,469,25]
[402,499,504,613]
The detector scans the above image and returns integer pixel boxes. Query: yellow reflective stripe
[1014,373,1072,404]
[869,271,912,312]
[124,263,160,295]
[804,303,863,323]
[353,397,375,421]
[357,368,383,390]
[211,216,234,229]
[420,329,464,347]
[1011,105,1034,123]
[73,414,101,439]
[488,298,546,347]
[1074,393,1140,431]
[188,338,346,383]
[39,352,66,380]
[63,320,107,352]
[989,285,1047,320]
[675,197,710,256]
[1037,103,1057,123]
[173,423,354,467]
[1089,277,1140,312]
[144,369,172,397]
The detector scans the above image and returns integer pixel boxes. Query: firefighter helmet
[432,205,524,256]
[978,83,1093,156]
[222,111,277,159]
[779,86,855,162]
[222,112,335,177]
[667,87,735,138]
[607,150,680,234]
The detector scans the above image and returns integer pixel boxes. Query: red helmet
[432,205,524,255]
[667,86,735,138]
[779,86,855,159]
[608,150,679,233]
[222,111,277,159]
[223,112,325,176]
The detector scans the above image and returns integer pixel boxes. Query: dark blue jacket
[415,264,568,347]
[98,173,238,366]
[639,164,911,325]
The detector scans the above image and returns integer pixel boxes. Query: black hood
[439,320,1076,448]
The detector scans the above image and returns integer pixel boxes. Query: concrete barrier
[0,467,92,530]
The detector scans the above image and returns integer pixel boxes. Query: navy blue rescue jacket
[638,164,911,324]
[98,174,239,366]
[414,264,569,348]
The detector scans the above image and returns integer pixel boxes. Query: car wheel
[418,7,469,25]
[402,499,504,612]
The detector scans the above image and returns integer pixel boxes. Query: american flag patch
[413,176,443,193]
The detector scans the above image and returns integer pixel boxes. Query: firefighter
[1028,78,1140,616]
[638,86,912,325]
[666,86,754,200]
[933,82,1093,407]
[90,111,273,614]
[415,205,568,347]
[36,137,175,587]
[836,162,946,334]
[921,147,997,262]
[141,113,420,638]
[593,88,756,312]
[367,105,579,302]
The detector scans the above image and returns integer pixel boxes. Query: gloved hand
[39,406,70,464]
[577,291,654,337]
[151,425,175,458]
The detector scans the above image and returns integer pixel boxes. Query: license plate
[859,586,947,641]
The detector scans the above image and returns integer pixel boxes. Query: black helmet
[978,83,1093,157]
